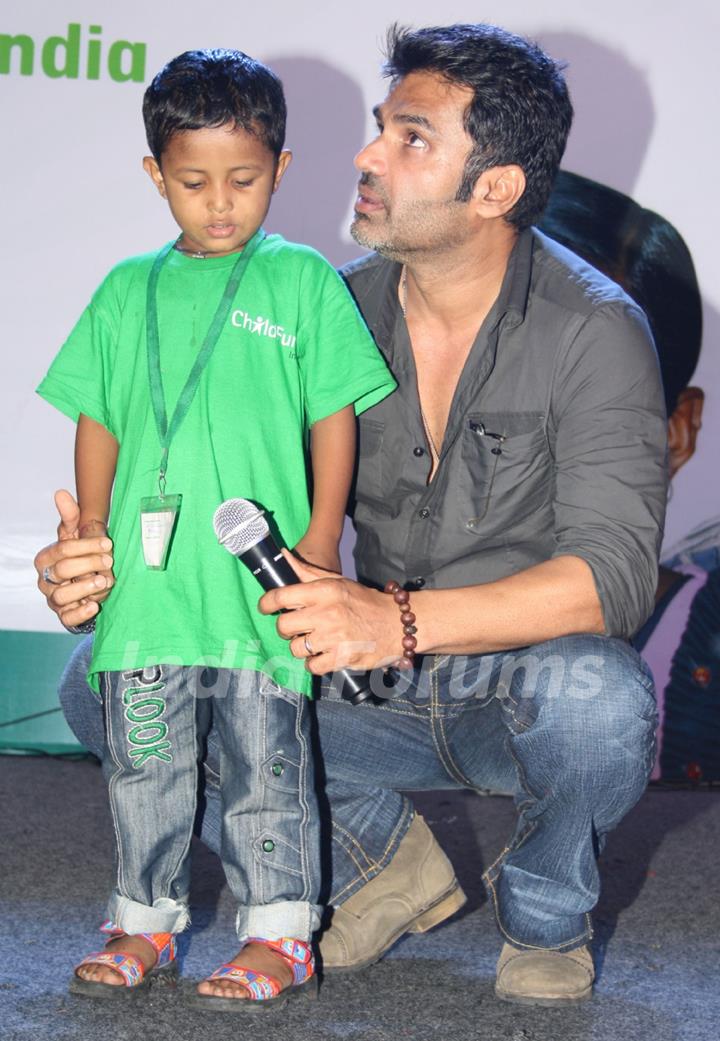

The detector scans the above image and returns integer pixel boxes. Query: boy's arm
[294,405,356,574]
[75,413,119,594]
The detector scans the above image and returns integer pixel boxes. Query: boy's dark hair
[383,24,573,230]
[540,170,702,414]
[143,49,286,162]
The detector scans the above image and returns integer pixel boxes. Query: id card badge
[140,494,182,570]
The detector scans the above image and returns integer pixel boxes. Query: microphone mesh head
[213,499,269,554]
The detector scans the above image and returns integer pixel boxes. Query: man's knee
[500,635,657,752]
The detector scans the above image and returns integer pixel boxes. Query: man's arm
[293,405,356,574]
[259,553,602,674]
[261,300,667,673]
[34,490,114,630]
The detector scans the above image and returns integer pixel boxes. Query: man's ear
[143,155,167,198]
[272,149,292,193]
[668,386,704,477]
[472,165,526,220]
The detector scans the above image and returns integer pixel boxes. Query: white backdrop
[3,0,718,632]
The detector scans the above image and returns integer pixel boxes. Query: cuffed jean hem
[236,900,322,943]
[483,866,594,953]
[107,893,190,935]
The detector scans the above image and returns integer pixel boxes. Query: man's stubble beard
[350,213,403,259]
[350,198,471,262]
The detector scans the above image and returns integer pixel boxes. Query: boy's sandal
[69,920,178,999]
[189,936,317,1013]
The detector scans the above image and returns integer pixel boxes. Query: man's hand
[259,550,401,673]
[34,489,115,630]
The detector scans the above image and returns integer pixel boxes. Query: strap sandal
[189,936,317,1013]
[69,919,178,999]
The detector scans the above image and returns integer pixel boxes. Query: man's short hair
[540,170,702,414]
[383,24,573,230]
[143,49,286,162]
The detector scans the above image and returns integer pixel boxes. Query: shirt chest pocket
[354,418,386,505]
[459,411,550,531]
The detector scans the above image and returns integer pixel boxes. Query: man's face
[351,71,477,259]
[144,124,290,257]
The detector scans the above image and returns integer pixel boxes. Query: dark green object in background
[0,630,85,754]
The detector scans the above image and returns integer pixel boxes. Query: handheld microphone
[213,498,373,704]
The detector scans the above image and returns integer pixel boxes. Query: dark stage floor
[1,756,717,1041]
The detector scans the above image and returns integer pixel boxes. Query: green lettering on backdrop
[41,23,81,78]
[86,25,102,80]
[107,40,146,83]
[0,24,146,80]
[0,34,34,75]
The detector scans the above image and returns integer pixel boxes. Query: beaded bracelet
[384,580,418,669]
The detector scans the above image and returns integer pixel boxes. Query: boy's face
[143,124,291,257]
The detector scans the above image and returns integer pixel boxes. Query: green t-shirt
[37,234,396,695]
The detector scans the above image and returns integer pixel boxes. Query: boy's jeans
[99,664,320,943]
[62,634,655,952]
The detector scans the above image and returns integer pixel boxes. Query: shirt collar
[371,226,534,345]
[488,226,534,331]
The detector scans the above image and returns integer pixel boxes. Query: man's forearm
[411,555,605,656]
[260,553,607,675]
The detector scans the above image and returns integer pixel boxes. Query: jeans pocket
[262,749,301,795]
[258,672,301,706]
[252,831,306,880]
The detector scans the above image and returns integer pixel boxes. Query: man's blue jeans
[90,663,320,942]
[61,633,656,952]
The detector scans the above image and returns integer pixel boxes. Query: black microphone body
[239,536,301,592]
[217,506,373,705]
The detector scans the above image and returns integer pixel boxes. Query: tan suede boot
[495,942,594,1005]
[319,813,467,972]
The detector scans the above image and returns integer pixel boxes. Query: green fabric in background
[0,631,85,755]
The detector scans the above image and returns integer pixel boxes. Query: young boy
[37,49,395,1009]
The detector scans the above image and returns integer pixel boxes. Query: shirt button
[413,446,425,457]
[413,577,426,588]
[271,762,284,776]
[419,508,430,519]
[262,839,275,853]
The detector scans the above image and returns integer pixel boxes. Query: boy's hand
[292,534,341,575]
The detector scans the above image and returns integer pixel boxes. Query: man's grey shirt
[341,228,668,639]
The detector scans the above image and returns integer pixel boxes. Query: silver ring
[303,634,314,656]
[42,565,60,586]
